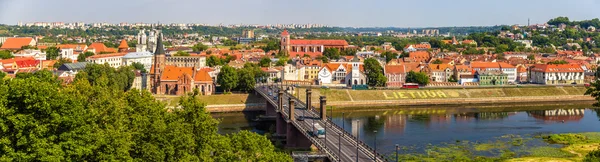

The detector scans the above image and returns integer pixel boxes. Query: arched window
[354,80,357,85]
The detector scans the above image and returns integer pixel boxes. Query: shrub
[543,133,587,145]
[584,149,600,162]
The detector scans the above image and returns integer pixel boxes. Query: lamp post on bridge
[356,120,360,162]
[373,130,378,161]
[342,112,345,134]
[338,132,341,160]
[395,144,399,162]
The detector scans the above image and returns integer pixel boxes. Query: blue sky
[1,0,599,27]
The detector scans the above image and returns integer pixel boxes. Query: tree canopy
[363,58,386,87]
[0,68,291,161]
[174,50,190,56]
[406,71,430,85]
[0,50,13,59]
[217,65,238,92]
[45,46,60,60]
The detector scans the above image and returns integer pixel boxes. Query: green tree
[0,50,13,59]
[547,16,571,26]
[527,54,535,60]
[192,43,208,52]
[261,39,280,52]
[406,71,430,85]
[236,68,256,92]
[382,51,398,63]
[323,48,340,60]
[45,46,60,60]
[77,51,95,62]
[131,62,147,73]
[207,55,224,67]
[432,59,443,64]
[53,58,72,69]
[276,57,288,66]
[217,65,238,93]
[548,60,568,65]
[259,57,271,67]
[583,149,600,162]
[363,58,386,87]
[0,70,291,161]
[174,50,190,56]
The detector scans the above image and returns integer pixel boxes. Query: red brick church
[151,34,214,96]
[280,30,349,58]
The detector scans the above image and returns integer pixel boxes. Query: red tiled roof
[385,65,406,74]
[530,64,583,73]
[118,39,129,49]
[194,68,212,82]
[289,40,348,46]
[15,59,39,68]
[0,38,34,50]
[56,44,87,50]
[88,42,117,53]
[281,29,289,36]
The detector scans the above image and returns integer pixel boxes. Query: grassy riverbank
[393,132,600,162]
[295,86,588,102]
[155,93,265,106]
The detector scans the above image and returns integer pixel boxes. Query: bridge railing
[256,87,339,161]
[284,90,386,162]
[258,86,386,162]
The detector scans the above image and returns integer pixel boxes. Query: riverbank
[295,86,593,108]
[393,132,600,162]
[156,86,594,112]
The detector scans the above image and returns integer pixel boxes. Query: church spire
[154,33,165,55]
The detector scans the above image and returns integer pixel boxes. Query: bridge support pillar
[286,122,312,149]
[276,112,287,136]
[288,98,295,121]
[266,99,276,116]
[320,96,327,121]
[278,91,284,111]
[306,88,312,110]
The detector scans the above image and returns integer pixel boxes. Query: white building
[13,49,46,60]
[529,64,584,85]
[470,62,517,83]
[86,53,127,68]
[60,48,79,61]
[122,51,154,72]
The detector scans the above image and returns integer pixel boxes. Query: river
[212,102,600,155]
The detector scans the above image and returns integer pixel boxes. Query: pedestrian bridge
[255,85,386,162]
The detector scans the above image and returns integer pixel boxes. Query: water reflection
[214,103,600,155]
[527,109,585,123]
[329,104,600,154]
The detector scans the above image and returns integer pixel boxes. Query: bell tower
[280,29,291,53]
[153,33,166,94]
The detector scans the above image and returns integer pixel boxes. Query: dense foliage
[0,68,291,161]
[406,71,430,85]
[0,50,13,59]
[217,65,238,92]
[363,58,386,87]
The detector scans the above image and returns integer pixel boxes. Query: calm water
[213,102,600,154]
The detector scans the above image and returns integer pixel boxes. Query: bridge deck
[256,85,386,162]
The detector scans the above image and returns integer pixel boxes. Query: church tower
[280,29,291,53]
[153,33,166,94]
[136,29,148,52]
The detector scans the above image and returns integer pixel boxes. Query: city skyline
[1,0,600,27]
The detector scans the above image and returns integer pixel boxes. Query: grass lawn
[157,93,265,106]
[295,86,588,102]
